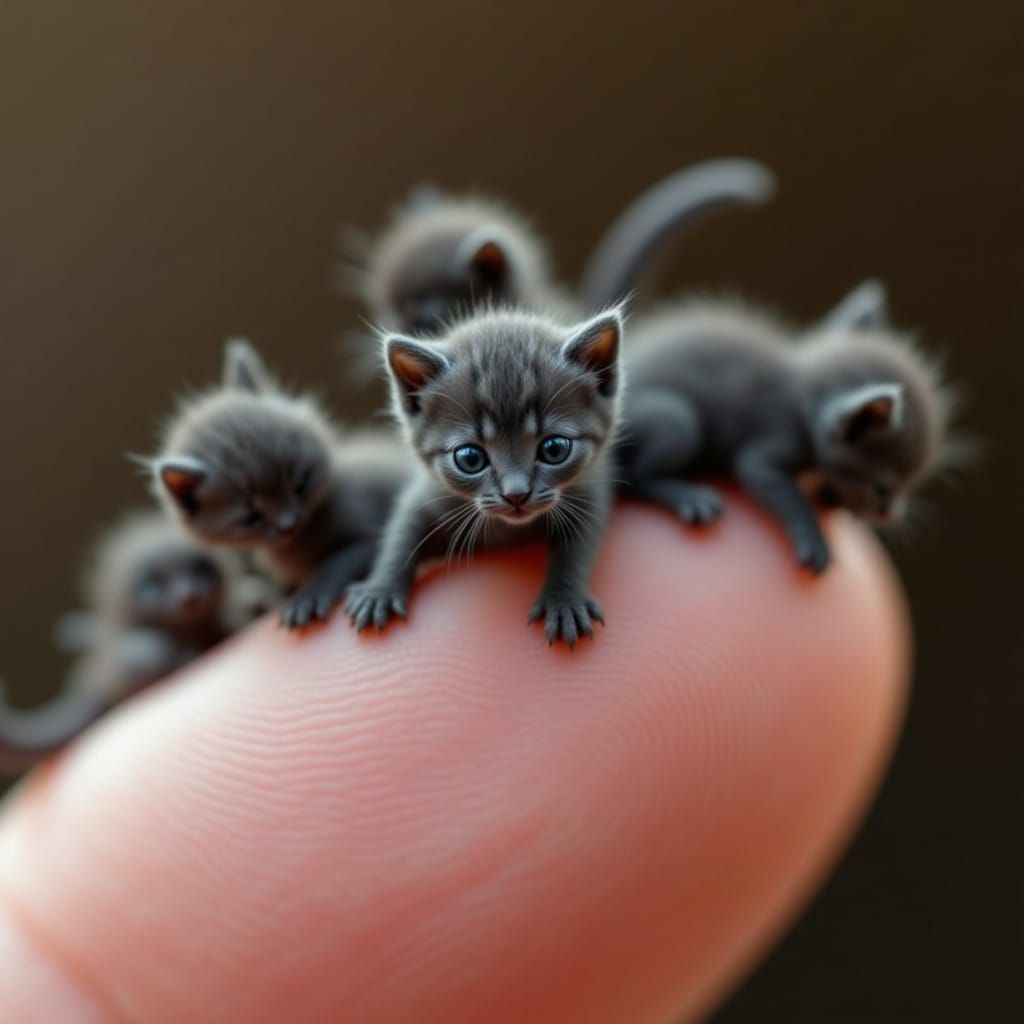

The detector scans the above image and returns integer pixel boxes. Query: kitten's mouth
[487,503,549,526]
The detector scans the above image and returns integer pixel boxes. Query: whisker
[406,503,475,566]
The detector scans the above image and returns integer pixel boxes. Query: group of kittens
[0,158,953,773]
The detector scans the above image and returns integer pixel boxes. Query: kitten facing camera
[0,512,250,772]
[345,306,624,648]
[154,339,410,628]
[619,299,954,574]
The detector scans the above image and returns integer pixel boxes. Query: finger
[0,501,907,1024]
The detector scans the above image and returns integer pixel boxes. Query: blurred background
[1,1,1020,1019]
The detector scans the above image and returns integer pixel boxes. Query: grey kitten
[618,298,952,573]
[347,190,574,335]
[154,339,410,628]
[0,511,250,772]
[347,158,773,336]
[345,306,624,648]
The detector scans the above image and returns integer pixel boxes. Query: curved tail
[0,681,114,773]
[580,158,777,311]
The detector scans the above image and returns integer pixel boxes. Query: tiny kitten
[154,339,410,628]
[347,189,575,335]
[345,306,624,648]
[0,511,251,772]
[618,297,952,573]
[346,158,774,336]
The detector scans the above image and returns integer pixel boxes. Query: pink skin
[0,501,907,1023]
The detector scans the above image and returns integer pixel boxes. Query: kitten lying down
[346,306,624,649]
[154,340,411,629]
[619,298,955,573]
[0,512,257,772]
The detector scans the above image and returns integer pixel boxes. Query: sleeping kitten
[154,339,410,628]
[0,511,252,772]
[346,158,774,336]
[345,307,624,648]
[618,299,952,573]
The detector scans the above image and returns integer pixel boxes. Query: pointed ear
[562,310,623,397]
[820,279,889,332]
[405,182,443,211]
[456,228,510,291]
[157,457,207,514]
[223,338,273,393]
[825,383,904,444]
[385,335,452,414]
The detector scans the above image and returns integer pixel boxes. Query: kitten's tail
[580,158,776,311]
[0,680,114,773]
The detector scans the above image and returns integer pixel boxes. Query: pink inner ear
[161,466,202,500]
[862,396,894,424]
[389,348,438,391]
[584,326,618,369]
[472,240,506,269]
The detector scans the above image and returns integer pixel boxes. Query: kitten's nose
[501,489,531,510]
[175,582,206,614]
[275,511,299,536]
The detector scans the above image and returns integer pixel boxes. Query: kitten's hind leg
[621,389,723,526]
[280,540,377,630]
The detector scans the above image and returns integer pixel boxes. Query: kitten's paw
[279,580,346,630]
[794,534,831,575]
[677,485,724,527]
[527,592,604,650]
[345,582,408,634]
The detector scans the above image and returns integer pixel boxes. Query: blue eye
[538,436,572,465]
[453,445,489,474]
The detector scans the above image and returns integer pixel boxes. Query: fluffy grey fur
[619,299,952,573]
[347,159,775,339]
[154,339,411,628]
[346,307,624,648]
[347,189,575,335]
[0,511,252,772]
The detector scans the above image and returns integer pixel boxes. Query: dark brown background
[1,2,1020,1020]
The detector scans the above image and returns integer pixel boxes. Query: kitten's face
[156,341,334,547]
[389,232,514,336]
[127,544,225,627]
[812,382,928,523]
[385,310,622,526]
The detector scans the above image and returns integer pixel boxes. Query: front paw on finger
[528,594,603,650]
[345,587,407,633]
